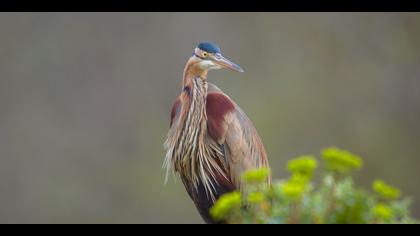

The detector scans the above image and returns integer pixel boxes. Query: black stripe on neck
[183,86,191,96]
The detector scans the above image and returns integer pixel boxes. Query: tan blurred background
[0,13,419,223]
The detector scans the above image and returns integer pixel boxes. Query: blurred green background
[1,13,420,223]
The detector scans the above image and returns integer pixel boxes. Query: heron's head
[191,42,244,73]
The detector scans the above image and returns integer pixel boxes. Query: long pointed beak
[213,53,244,72]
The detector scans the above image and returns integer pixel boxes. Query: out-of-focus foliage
[211,147,419,224]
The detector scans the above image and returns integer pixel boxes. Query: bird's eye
[202,52,208,57]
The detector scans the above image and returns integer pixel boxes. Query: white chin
[199,60,219,70]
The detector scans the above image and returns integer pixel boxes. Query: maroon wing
[206,84,270,189]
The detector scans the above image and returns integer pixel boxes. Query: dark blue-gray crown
[197,42,221,54]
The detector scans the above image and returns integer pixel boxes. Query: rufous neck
[182,57,208,88]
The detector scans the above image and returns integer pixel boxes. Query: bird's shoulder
[206,83,258,145]
[206,86,236,143]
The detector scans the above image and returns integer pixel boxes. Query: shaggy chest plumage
[164,77,228,202]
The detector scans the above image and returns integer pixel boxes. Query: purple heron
[164,42,270,223]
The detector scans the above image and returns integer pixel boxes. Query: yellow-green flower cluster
[373,203,393,221]
[373,180,401,200]
[281,181,306,199]
[287,155,318,178]
[242,168,270,184]
[210,191,242,220]
[322,147,362,174]
[279,156,318,199]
